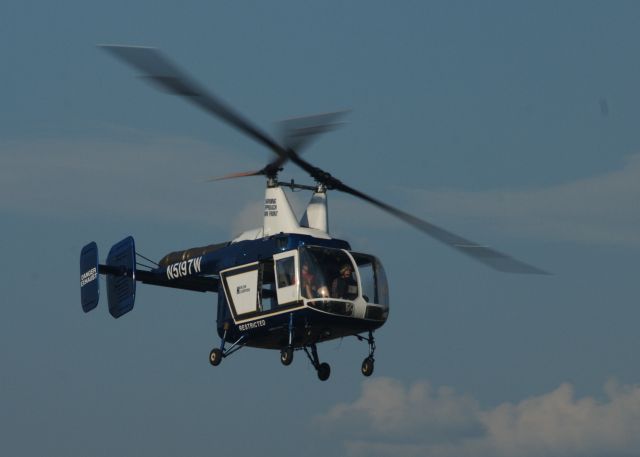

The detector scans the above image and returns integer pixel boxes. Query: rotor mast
[263,175,301,236]
[263,173,329,236]
[300,184,328,233]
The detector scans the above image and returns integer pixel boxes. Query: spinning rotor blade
[205,155,287,181]
[100,45,288,162]
[280,154,549,274]
[279,111,348,152]
[102,45,548,274]
[205,169,265,182]
[337,182,548,274]
[207,111,348,181]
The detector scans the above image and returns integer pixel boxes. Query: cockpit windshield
[351,252,389,307]
[299,247,358,300]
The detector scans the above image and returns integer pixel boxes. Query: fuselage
[156,233,389,349]
[153,182,389,351]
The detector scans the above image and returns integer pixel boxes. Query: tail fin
[80,242,100,312]
[105,236,137,319]
[79,236,137,318]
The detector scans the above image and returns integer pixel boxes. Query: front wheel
[280,347,294,366]
[361,357,374,377]
[317,362,331,381]
[209,348,223,366]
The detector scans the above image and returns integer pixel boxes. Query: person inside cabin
[302,261,329,298]
[301,262,316,298]
[331,263,357,299]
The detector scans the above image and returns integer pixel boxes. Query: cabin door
[273,250,299,305]
[219,262,260,319]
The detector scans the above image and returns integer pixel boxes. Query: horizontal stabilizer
[80,242,100,312]
[106,236,136,319]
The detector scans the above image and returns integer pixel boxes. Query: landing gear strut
[209,322,246,367]
[280,312,295,366]
[303,344,331,381]
[357,330,376,377]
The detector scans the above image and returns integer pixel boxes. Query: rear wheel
[317,362,331,381]
[280,347,294,366]
[361,357,374,377]
[209,348,223,366]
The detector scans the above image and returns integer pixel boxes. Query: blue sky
[2,2,640,456]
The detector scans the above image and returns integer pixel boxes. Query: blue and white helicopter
[80,46,547,381]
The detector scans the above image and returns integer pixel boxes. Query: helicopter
[80,45,548,381]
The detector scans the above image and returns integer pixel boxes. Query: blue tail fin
[106,236,137,319]
[80,242,100,312]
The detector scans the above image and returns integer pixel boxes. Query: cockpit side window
[300,247,358,300]
[374,259,389,306]
[352,253,389,306]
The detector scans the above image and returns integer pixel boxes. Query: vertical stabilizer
[80,242,100,312]
[106,236,136,319]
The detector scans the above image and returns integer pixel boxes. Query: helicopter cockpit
[220,245,389,324]
[297,246,389,321]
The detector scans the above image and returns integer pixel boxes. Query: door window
[276,256,296,288]
[274,251,299,305]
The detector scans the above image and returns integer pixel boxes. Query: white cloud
[403,154,640,246]
[316,377,640,457]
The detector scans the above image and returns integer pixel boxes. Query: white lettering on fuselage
[238,319,266,332]
[166,257,203,280]
[264,198,278,217]
[80,267,97,287]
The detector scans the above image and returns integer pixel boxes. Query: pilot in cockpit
[331,264,357,299]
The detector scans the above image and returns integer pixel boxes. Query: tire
[280,347,294,366]
[209,348,223,366]
[317,362,331,381]
[361,357,374,377]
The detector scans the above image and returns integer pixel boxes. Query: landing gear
[281,315,330,380]
[280,312,295,366]
[303,344,331,381]
[317,362,331,381]
[280,347,294,366]
[209,348,223,366]
[361,356,374,376]
[208,322,246,367]
[356,330,376,377]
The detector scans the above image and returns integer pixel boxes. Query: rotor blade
[205,146,295,182]
[232,111,348,178]
[278,111,348,152]
[101,45,547,274]
[206,110,345,182]
[284,154,548,274]
[100,45,288,160]
[204,170,264,182]
[339,182,549,274]
[211,110,348,181]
